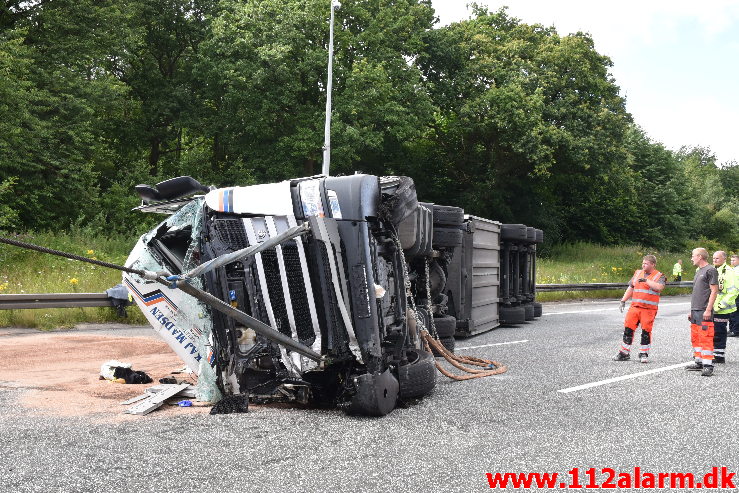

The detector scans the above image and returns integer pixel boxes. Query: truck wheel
[499,305,526,325]
[432,205,464,227]
[432,315,456,338]
[398,348,436,399]
[533,302,543,317]
[501,224,528,242]
[524,303,535,321]
[432,227,463,248]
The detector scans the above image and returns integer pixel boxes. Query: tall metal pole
[322,0,340,176]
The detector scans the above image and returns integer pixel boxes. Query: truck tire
[533,302,543,317]
[432,227,463,248]
[398,348,436,399]
[432,205,464,227]
[524,302,535,321]
[379,176,418,227]
[501,224,528,242]
[499,305,526,325]
[432,315,456,337]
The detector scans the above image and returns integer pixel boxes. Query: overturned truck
[124,174,541,416]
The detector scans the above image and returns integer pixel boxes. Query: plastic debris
[100,360,153,384]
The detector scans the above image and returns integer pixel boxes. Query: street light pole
[322,0,340,176]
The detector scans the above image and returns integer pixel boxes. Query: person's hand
[703,309,712,322]
[637,278,647,283]
[619,301,625,313]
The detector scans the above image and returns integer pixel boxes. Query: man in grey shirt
[686,247,719,376]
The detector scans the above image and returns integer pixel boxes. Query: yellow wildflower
[69,278,79,285]
[86,250,95,255]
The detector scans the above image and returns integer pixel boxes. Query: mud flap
[347,369,399,416]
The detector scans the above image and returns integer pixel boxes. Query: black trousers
[730,311,739,335]
[714,317,729,359]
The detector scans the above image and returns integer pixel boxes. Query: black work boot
[613,352,630,361]
[701,365,714,377]
[685,362,703,371]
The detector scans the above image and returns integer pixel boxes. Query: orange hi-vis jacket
[630,269,663,310]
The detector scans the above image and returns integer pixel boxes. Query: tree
[416,7,635,244]
[676,146,739,247]
[196,0,436,183]
[624,126,696,249]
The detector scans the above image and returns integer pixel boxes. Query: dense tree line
[1,0,737,249]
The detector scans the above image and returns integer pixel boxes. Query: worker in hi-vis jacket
[614,255,666,364]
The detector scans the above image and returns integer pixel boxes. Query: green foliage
[0,0,736,252]
[537,241,692,301]
[415,8,639,247]
[0,231,146,329]
[0,177,19,229]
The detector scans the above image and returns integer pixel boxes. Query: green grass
[0,230,147,329]
[536,242,692,301]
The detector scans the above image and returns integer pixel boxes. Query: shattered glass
[125,199,221,403]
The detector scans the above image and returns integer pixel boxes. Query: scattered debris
[146,383,196,398]
[100,360,153,384]
[122,383,190,416]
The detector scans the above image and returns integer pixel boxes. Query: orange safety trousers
[691,321,715,364]
[624,306,657,331]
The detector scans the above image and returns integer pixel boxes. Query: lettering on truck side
[151,307,203,362]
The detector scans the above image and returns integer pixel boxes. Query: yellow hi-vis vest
[714,263,738,314]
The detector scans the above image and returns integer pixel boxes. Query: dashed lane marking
[456,340,528,350]
[557,362,694,393]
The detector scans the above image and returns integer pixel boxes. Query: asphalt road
[3,296,739,492]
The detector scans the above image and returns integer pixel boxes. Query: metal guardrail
[0,282,695,308]
[535,281,694,292]
[0,293,129,310]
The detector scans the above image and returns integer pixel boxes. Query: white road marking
[542,307,614,316]
[456,340,528,350]
[543,301,691,316]
[558,362,694,393]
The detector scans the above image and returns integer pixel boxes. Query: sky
[430,0,739,165]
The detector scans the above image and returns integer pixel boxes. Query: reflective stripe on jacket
[714,263,738,314]
[631,269,663,310]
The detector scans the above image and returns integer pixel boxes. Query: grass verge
[0,231,146,329]
[536,242,693,301]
